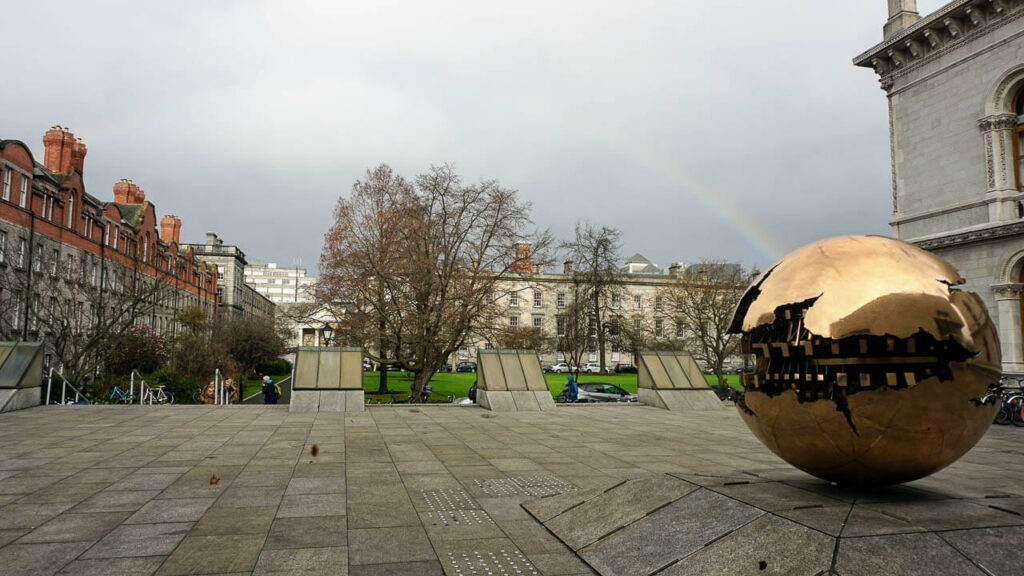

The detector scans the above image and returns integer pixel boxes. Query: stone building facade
[185,232,275,320]
[855,0,1024,373]
[0,127,218,357]
[460,254,725,369]
[244,262,316,304]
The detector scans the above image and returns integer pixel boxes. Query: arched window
[1014,88,1024,190]
[66,193,75,230]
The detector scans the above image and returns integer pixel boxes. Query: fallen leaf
[210,475,220,485]
[311,445,319,457]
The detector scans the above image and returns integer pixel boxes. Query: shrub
[105,327,168,376]
[147,367,202,404]
[255,358,292,376]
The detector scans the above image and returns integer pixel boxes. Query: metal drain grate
[446,549,539,575]
[422,488,478,510]
[474,475,577,497]
[425,508,495,526]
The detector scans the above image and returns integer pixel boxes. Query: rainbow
[616,140,788,267]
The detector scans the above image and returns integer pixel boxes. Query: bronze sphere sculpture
[729,235,1002,485]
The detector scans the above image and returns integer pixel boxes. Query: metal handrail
[130,370,151,405]
[46,367,84,405]
[213,368,230,405]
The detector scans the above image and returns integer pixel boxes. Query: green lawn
[362,371,743,402]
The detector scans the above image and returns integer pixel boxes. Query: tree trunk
[378,366,389,394]
[410,370,432,403]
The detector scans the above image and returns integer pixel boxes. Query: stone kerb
[289,346,364,413]
[0,342,43,412]
[638,350,723,411]
[476,349,556,412]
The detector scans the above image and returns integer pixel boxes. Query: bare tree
[553,284,592,378]
[659,261,752,386]
[0,244,173,391]
[561,223,623,374]
[319,163,549,401]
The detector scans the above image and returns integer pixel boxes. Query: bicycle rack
[45,367,84,405]
[213,368,230,405]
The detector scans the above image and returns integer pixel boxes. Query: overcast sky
[1,1,943,275]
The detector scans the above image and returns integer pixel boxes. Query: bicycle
[109,386,135,404]
[993,378,1024,427]
[141,386,174,405]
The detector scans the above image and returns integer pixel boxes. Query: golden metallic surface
[731,235,1001,486]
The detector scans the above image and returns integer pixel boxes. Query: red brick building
[0,126,217,345]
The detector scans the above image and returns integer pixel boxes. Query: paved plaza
[0,404,1021,575]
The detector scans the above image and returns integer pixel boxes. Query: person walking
[566,374,579,403]
[262,376,279,405]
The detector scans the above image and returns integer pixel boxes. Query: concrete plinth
[289,390,364,413]
[0,388,39,412]
[639,388,723,411]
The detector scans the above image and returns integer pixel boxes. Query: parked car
[614,363,638,374]
[560,382,637,403]
[545,362,578,374]
[581,362,603,374]
[439,363,452,373]
[455,362,477,373]
[362,358,374,371]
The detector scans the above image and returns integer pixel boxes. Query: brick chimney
[668,262,683,277]
[160,215,182,244]
[885,0,920,39]
[510,243,533,273]
[563,257,573,275]
[43,126,82,173]
[113,179,146,204]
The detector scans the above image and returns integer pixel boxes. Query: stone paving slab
[0,404,1019,574]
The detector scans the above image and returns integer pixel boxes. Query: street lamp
[321,323,334,346]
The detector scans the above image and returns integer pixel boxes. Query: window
[0,231,5,265]
[19,175,28,208]
[589,348,597,362]
[655,295,663,311]
[556,315,566,337]
[90,261,98,287]
[533,290,542,308]
[589,318,598,337]
[557,292,566,308]
[1015,89,1024,190]
[557,351,565,361]
[509,316,519,328]
[533,316,543,330]
[676,319,685,340]
[33,244,43,272]
[655,319,664,338]
[67,194,74,228]
[634,295,642,310]
[50,249,58,275]
[510,291,519,307]
[634,318,642,331]
[611,293,620,309]
[2,169,9,201]
[611,345,620,362]
[610,318,620,337]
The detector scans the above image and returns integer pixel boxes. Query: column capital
[992,282,1024,300]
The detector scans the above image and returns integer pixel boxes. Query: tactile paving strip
[425,508,495,526]
[446,549,539,575]
[422,488,478,511]
[474,474,577,497]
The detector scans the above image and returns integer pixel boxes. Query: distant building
[0,126,217,353]
[244,262,315,304]
[185,232,275,320]
[855,0,1024,373]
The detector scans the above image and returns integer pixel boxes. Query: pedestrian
[567,374,579,402]
[262,375,278,405]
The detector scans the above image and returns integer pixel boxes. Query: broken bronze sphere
[729,235,1001,486]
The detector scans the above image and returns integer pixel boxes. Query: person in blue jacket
[566,375,579,402]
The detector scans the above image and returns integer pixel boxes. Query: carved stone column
[978,114,1019,222]
[993,282,1024,374]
